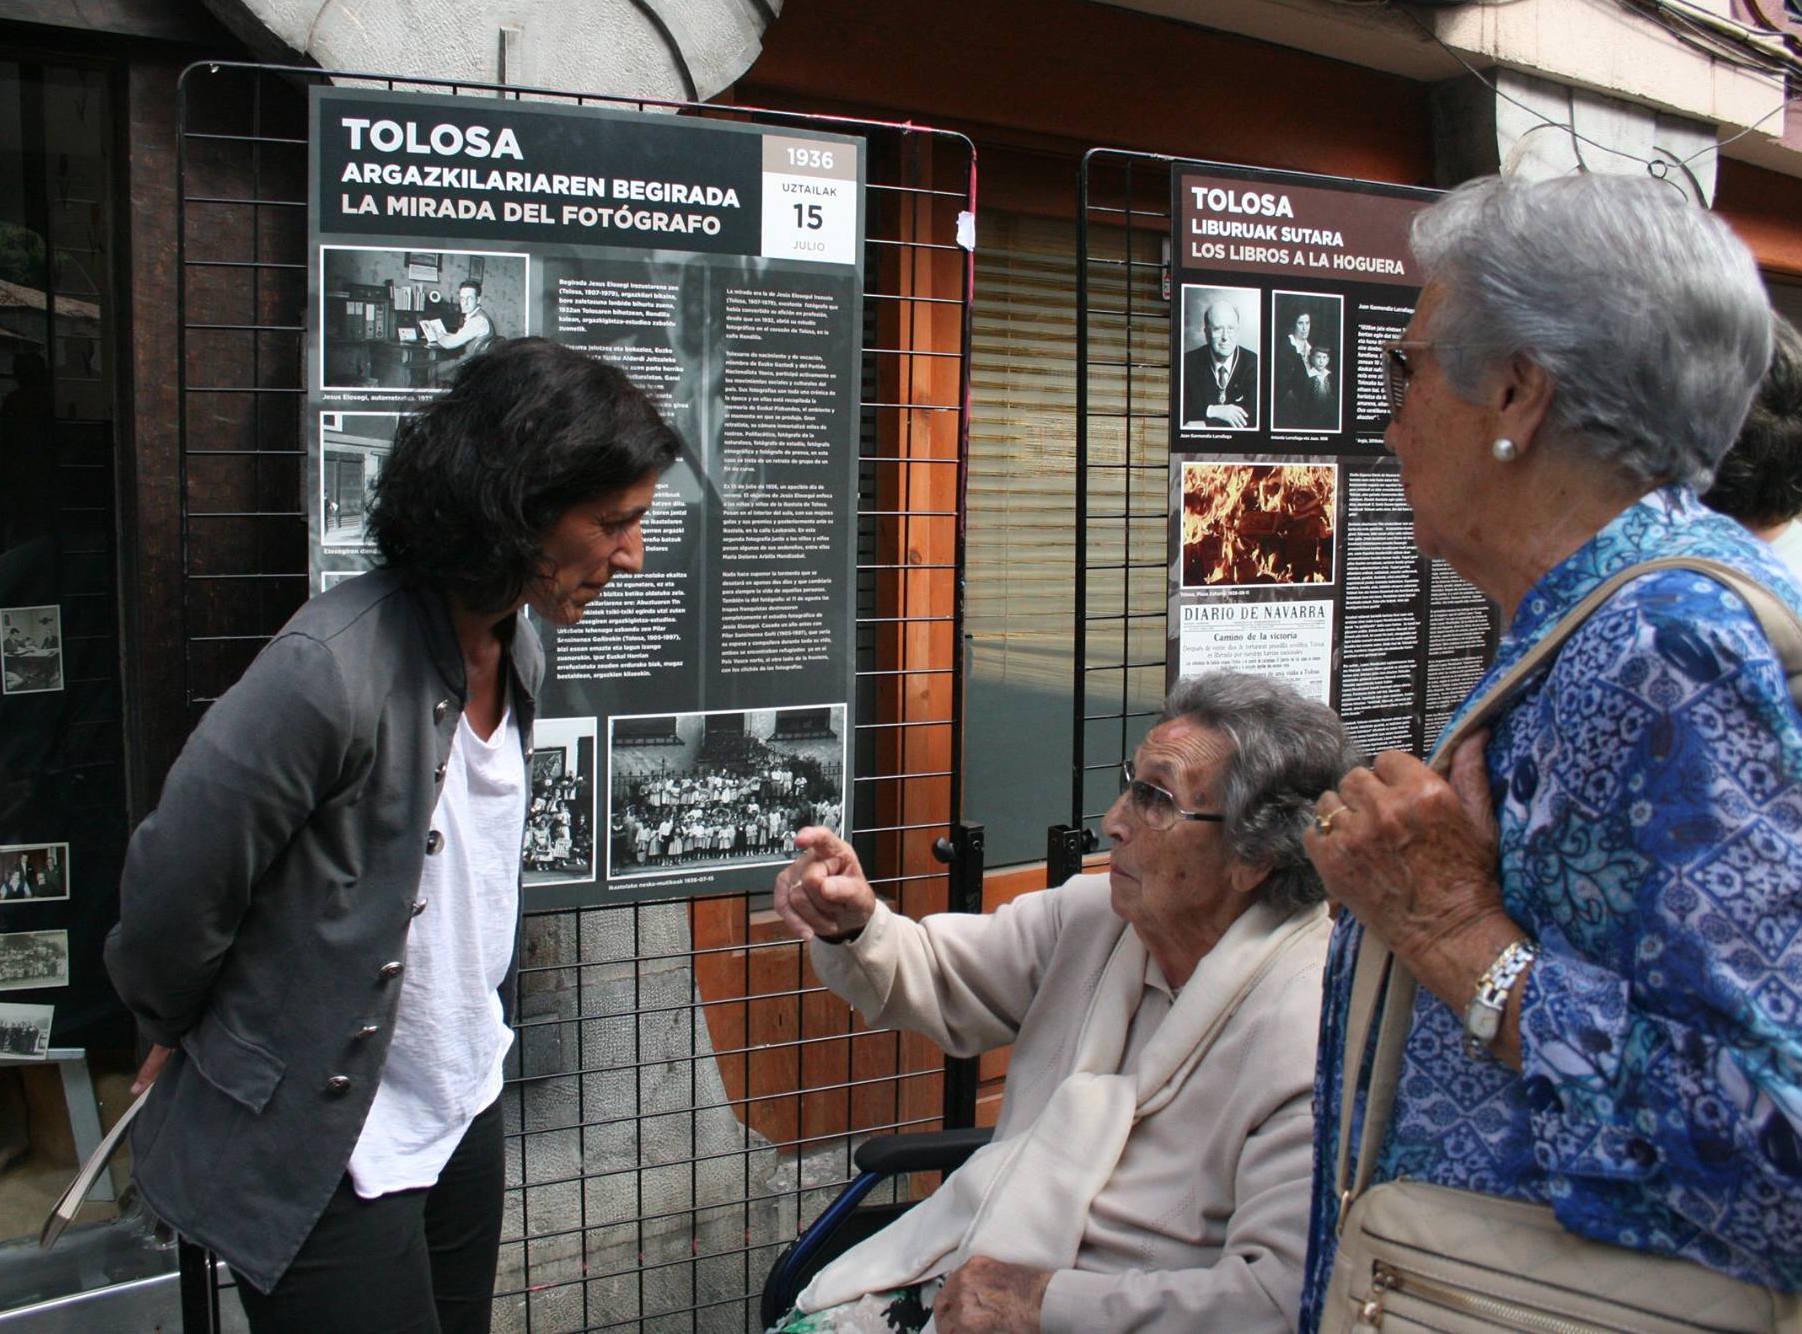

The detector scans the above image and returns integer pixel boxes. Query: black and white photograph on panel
[1179,284,1261,433]
[320,412,397,552]
[0,843,68,902]
[319,246,528,392]
[0,931,69,991]
[318,571,362,592]
[1270,291,1344,435]
[522,716,598,888]
[0,1003,52,1059]
[1,605,63,696]
[606,704,848,882]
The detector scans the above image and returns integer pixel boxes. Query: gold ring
[1313,809,1337,835]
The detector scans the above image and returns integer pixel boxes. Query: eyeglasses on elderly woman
[1380,340,1498,417]
[1118,759,1225,830]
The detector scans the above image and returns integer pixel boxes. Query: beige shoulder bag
[1322,557,1802,1334]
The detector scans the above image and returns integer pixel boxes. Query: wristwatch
[1463,937,1538,1060]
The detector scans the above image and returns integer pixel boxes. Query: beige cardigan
[810,874,1328,1333]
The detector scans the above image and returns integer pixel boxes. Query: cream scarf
[796,897,1328,1325]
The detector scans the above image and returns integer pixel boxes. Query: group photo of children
[522,717,598,887]
[606,705,846,882]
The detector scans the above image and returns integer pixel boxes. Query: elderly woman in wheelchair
[770,672,1360,1333]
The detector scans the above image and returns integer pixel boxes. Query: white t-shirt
[348,703,525,1197]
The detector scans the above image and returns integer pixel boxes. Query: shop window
[704,712,747,740]
[771,706,835,739]
[0,51,153,1317]
[613,713,681,746]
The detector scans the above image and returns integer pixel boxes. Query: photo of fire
[1181,462,1336,588]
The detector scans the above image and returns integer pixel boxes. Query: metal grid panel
[174,62,976,1332]
[1064,149,1178,866]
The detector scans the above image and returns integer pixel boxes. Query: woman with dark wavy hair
[1703,311,1802,581]
[107,337,681,1332]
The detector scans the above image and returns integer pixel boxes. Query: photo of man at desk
[0,605,62,696]
[420,280,497,360]
[319,247,525,392]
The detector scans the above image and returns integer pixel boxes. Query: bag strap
[1335,554,1802,1218]
[1332,933,1412,1222]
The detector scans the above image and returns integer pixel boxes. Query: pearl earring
[1491,437,1518,462]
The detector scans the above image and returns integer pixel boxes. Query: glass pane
[0,55,159,1316]
[963,212,1165,865]
[963,215,1077,865]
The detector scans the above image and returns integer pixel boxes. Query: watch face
[1465,998,1503,1046]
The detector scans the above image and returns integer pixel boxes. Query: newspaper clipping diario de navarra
[307,89,864,907]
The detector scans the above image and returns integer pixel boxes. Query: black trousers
[236,1098,505,1334]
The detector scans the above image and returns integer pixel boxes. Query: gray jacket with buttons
[104,569,541,1294]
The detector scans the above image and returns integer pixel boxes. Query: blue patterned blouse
[1300,487,1802,1330]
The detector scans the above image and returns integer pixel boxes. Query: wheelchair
[758,1125,995,1329]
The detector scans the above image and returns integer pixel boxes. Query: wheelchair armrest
[853,1126,994,1177]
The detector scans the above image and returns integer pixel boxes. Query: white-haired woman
[1299,173,1802,1329]
[773,673,1362,1333]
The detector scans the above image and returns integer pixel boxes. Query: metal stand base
[42,1048,113,1203]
